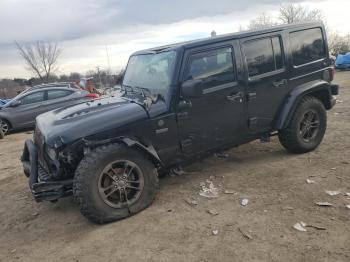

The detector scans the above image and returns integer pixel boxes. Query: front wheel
[0,119,10,136]
[278,96,327,154]
[73,144,159,224]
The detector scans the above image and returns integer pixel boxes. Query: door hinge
[249,117,258,129]
[180,139,192,150]
[177,111,189,120]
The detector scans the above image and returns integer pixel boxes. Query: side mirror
[181,79,203,98]
[10,100,21,107]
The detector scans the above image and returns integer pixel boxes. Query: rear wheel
[278,96,327,153]
[73,144,159,224]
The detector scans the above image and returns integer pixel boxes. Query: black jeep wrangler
[22,22,339,223]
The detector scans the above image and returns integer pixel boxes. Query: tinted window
[243,36,283,77]
[185,48,235,88]
[290,28,326,66]
[21,92,45,105]
[48,90,72,100]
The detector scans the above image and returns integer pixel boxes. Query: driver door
[177,45,246,155]
[11,90,47,128]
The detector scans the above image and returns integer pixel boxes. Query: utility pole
[105,45,111,87]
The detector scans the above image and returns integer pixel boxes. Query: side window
[185,48,235,88]
[20,91,45,105]
[47,90,73,100]
[243,36,284,77]
[290,28,326,66]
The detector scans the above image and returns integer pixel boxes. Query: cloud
[0,0,321,45]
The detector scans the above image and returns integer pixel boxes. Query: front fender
[83,136,163,167]
[274,80,332,130]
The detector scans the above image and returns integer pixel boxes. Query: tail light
[85,93,99,99]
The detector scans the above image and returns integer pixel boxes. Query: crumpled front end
[21,127,74,202]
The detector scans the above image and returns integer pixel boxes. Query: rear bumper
[21,139,73,202]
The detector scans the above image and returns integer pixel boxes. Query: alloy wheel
[98,160,144,209]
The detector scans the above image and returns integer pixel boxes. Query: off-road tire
[73,143,159,224]
[278,96,327,154]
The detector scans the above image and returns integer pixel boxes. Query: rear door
[44,89,77,111]
[177,44,247,155]
[241,33,290,133]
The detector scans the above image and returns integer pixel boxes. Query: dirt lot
[0,72,349,262]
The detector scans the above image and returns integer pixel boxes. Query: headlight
[46,146,57,160]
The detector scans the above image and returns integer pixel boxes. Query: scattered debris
[341,161,349,165]
[212,229,219,236]
[214,151,228,158]
[224,189,235,194]
[32,212,39,217]
[240,198,249,206]
[345,193,350,197]
[10,249,16,254]
[185,198,198,207]
[293,222,307,232]
[282,206,294,210]
[199,180,219,198]
[315,202,333,207]
[207,209,219,216]
[325,190,341,196]
[306,179,315,184]
[336,99,343,103]
[170,166,187,176]
[330,167,337,171]
[306,224,326,230]
[167,209,173,212]
[238,227,253,240]
[346,205,350,210]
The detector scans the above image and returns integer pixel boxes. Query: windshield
[122,51,177,100]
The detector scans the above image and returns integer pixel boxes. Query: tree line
[246,3,350,55]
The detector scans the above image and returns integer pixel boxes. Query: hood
[36,96,149,147]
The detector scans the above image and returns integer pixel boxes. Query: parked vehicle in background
[21,22,338,224]
[335,53,350,70]
[22,82,80,95]
[0,87,98,135]
[0,99,11,106]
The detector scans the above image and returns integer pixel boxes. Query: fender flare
[120,137,163,166]
[274,80,331,130]
[83,136,163,167]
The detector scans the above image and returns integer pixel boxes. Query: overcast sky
[0,0,349,78]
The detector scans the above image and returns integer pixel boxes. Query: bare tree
[328,31,350,55]
[279,3,324,24]
[248,12,277,30]
[15,41,62,83]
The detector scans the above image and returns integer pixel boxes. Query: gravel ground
[0,72,349,262]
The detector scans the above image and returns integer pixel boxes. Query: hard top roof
[132,22,323,55]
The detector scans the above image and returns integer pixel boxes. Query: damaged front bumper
[21,139,73,202]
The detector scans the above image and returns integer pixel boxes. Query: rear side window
[21,91,45,105]
[243,36,283,77]
[185,47,235,88]
[47,90,73,100]
[290,28,326,66]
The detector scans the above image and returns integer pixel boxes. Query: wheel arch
[83,136,163,168]
[274,80,332,130]
[0,117,12,130]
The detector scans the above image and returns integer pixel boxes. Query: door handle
[272,79,287,87]
[227,92,244,103]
